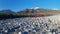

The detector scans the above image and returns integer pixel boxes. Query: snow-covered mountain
[17,7,60,17]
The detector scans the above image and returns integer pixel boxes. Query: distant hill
[16,8,60,17]
[0,8,60,19]
[0,10,15,14]
[0,10,16,19]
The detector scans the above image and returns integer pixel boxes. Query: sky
[0,0,60,12]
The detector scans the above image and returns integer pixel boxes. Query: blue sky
[0,0,60,12]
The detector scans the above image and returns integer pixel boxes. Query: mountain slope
[17,8,60,17]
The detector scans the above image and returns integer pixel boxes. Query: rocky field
[0,14,60,34]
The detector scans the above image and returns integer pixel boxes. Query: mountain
[17,8,60,17]
[0,8,60,19]
[0,10,15,14]
[0,10,16,19]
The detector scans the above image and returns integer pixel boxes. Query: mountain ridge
[0,8,60,19]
